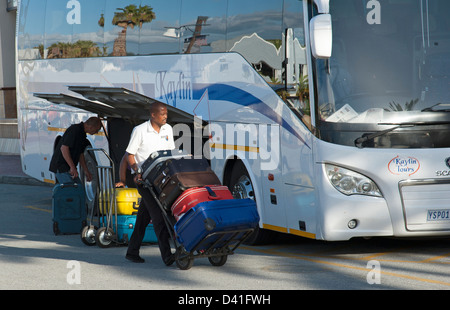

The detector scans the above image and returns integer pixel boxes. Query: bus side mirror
[309,14,332,59]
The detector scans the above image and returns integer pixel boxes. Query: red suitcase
[171,185,234,221]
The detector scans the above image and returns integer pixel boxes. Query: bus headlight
[325,164,383,197]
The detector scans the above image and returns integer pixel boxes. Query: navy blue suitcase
[52,183,86,235]
[174,199,259,252]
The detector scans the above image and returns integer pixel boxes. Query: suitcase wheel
[204,218,216,231]
[53,222,60,235]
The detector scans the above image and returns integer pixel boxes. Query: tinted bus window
[227,0,283,81]
[72,0,106,57]
[139,0,181,55]
[44,0,106,59]
[17,0,45,60]
[180,0,227,54]
[45,0,74,58]
[283,0,305,45]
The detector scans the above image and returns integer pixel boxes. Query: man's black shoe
[126,254,145,263]
[164,254,175,266]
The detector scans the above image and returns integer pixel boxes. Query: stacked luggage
[80,147,157,248]
[98,188,157,246]
[142,150,222,210]
[141,150,260,269]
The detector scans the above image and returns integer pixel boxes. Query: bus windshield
[314,0,450,148]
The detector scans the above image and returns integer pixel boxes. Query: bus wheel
[228,161,276,245]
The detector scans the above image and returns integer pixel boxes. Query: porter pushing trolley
[141,150,260,270]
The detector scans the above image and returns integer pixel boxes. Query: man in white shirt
[125,102,176,266]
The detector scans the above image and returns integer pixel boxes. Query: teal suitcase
[100,215,158,244]
[115,215,157,244]
[52,183,86,235]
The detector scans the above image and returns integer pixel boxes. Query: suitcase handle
[205,186,221,200]
[60,183,79,189]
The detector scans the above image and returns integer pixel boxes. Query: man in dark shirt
[49,117,102,184]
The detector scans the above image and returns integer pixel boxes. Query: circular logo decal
[388,156,420,176]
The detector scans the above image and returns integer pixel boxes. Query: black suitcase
[150,156,211,190]
[141,149,188,182]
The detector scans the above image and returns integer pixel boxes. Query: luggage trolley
[141,150,260,270]
[81,148,157,248]
[80,148,115,246]
[80,147,120,248]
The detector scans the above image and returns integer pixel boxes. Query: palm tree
[385,98,419,112]
[110,4,156,56]
[46,40,100,59]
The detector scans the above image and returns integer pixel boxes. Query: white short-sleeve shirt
[126,121,175,167]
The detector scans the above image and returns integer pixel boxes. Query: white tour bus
[17,0,450,244]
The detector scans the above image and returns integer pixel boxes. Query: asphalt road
[1,182,450,294]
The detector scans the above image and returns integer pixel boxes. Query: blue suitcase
[174,199,259,252]
[52,182,86,235]
[115,215,158,244]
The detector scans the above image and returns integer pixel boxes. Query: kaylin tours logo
[388,156,420,176]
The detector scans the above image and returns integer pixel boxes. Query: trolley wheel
[81,225,97,246]
[95,227,114,248]
[175,247,194,270]
[53,222,60,235]
[208,249,228,267]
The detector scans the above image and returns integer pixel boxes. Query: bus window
[179,0,227,54]
[139,0,181,55]
[227,0,283,82]
[72,0,106,57]
[44,0,74,58]
[43,0,106,59]
[282,0,310,125]
[17,0,45,60]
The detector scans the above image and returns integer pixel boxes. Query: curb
[0,175,53,187]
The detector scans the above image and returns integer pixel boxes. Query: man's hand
[133,173,143,184]
[85,170,93,182]
[115,181,126,188]
[69,166,79,179]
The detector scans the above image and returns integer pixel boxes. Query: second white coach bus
[17,0,450,243]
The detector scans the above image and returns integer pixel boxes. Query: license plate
[427,210,450,221]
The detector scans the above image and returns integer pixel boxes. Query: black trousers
[126,184,172,263]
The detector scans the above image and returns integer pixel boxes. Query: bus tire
[80,147,98,217]
[228,161,276,245]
